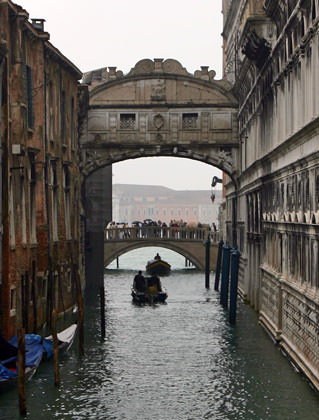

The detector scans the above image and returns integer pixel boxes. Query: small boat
[0,324,77,390]
[42,324,77,360]
[131,281,168,304]
[0,333,43,390]
[146,253,171,276]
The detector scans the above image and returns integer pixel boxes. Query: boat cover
[8,334,44,367]
[0,334,17,361]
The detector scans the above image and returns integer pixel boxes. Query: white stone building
[223,0,319,389]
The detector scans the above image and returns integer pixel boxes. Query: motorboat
[131,281,168,304]
[146,253,171,276]
[132,274,167,304]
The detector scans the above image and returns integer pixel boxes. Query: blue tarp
[8,334,44,367]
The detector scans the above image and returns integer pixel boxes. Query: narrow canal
[1,247,319,419]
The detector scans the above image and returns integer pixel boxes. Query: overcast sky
[21,0,223,190]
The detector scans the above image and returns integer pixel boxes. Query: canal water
[1,247,319,419]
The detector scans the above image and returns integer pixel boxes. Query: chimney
[31,19,45,32]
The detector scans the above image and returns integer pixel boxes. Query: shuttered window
[23,64,34,129]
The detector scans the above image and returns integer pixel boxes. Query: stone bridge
[104,226,219,271]
[80,58,239,179]
[81,58,238,286]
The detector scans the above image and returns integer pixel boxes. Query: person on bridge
[133,271,146,292]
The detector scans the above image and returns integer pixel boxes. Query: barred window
[120,114,136,129]
[182,113,198,129]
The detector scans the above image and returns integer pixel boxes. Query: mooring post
[51,309,60,386]
[214,239,224,291]
[100,284,106,340]
[77,290,84,356]
[205,234,211,288]
[18,328,26,416]
[116,257,119,269]
[220,242,232,308]
[229,247,241,324]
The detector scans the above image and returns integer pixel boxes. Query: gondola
[42,324,77,360]
[0,334,43,390]
[0,324,77,390]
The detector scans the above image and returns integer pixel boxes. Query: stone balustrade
[105,226,218,242]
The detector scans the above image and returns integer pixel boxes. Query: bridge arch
[104,226,219,271]
[80,58,239,183]
[105,242,204,270]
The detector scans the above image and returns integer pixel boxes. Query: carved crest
[153,114,164,130]
[151,80,166,101]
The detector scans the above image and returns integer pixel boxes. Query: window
[29,153,36,244]
[163,208,167,216]
[182,113,198,129]
[10,286,16,316]
[51,162,58,241]
[20,176,27,245]
[48,81,54,141]
[185,208,189,217]
[193,208,197,216]
[64,166,71,240]
[71,97,75,150]
[170,209,174,217]
[61,90,66,144]
[177,208,181,217]
[120,113,136,129]
[23,64,34,129]
[9,177,15,248]
[67,270,72,292]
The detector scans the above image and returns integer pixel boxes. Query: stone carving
[153,114,164,130]
[128,59,155,76]
[162,59,189,75]
[217,148,233,166]
[151,80,166,101]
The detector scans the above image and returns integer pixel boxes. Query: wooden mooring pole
[220,242,231,308]
[229,248,241,324]
[214,239,224,291]
[205,235,211,289]
[100,285,106,340]
[17,328,26,416]
[73,263,84,355]
[51,309,60,386]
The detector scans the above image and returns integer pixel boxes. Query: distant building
[113,184,222,226]
[0,1,84,338]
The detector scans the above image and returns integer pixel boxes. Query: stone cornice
[44,42,82,79]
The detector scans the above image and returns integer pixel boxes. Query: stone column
[84,166,112,290]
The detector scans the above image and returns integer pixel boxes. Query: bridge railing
[105,226,219,242]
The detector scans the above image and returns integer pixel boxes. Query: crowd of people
[107,219,217,231]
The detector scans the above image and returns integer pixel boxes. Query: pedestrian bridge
[104,226,218,271]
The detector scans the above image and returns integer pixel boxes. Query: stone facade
[80,58,239,179]
[223,0,319,389]
[0,1,84,338]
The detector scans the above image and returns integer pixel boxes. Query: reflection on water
[0,247,318,419]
